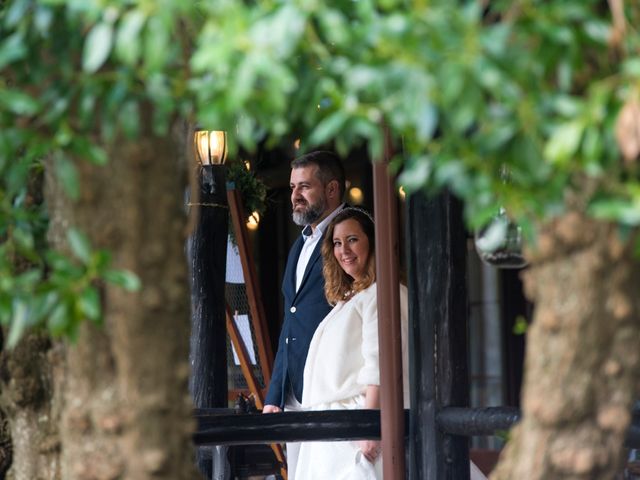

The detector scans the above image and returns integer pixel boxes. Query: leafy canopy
[1,0,639,343]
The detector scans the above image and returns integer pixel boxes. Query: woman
[294,207,487,480]
[294,207,409,479]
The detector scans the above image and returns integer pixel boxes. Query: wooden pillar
[407,190,470,480]
[188,164,229,478]
[373,144,406,479]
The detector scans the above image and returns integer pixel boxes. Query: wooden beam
[373,129,406,480]
[407,191,470,480]
[188,164,229,478]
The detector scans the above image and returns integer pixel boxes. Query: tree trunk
[0,405,11,478]
[0,333,62,480]
[45,122,200,480]
[491,211,640,480]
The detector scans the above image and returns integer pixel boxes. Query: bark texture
[0,406,10,478]
[491,211,640,480]
[45,123,199,480]
[0,334,62,480]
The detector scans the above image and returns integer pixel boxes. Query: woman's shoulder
[350,282,377,305]
[354,282,407,305]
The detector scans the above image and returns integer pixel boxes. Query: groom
[263,150,345,478]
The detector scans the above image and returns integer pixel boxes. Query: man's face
[290,165,328,226]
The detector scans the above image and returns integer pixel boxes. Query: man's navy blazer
[264,233,333,407]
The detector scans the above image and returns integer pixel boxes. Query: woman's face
[332,218,370,281]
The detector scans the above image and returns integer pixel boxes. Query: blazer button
[290,306,297,313]
[285,338,289,344]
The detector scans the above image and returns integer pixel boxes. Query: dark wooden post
[188,164,229,478]
[407,190,470,480]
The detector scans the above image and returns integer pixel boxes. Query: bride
[294,207,487,480]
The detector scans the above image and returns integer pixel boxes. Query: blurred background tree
[1,0,639,478]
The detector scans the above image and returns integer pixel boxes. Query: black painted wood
[437,407,521,436]
[407,191,470,480]
[193,406,640,448]
[187,165,229,477]
[193,410,400,445]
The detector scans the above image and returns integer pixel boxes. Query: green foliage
[226,159,268,220]
[0,227,140,348]
[512,315,529,336]
[2,0,640,343]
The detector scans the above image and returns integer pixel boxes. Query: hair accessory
[340,206,374,223]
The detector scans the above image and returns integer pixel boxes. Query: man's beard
[292,198,326,226]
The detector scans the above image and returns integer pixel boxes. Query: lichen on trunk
[491,211,640,480]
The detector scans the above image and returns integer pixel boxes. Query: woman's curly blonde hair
[322,207,376,305]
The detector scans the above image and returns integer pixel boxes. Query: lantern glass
[474,208,528,269]
[194,130,227,166]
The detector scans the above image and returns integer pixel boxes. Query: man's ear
[326,179,339,199]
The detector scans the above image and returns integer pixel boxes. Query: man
[263,150,345,479]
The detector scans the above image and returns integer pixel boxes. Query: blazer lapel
[284,236,304,298]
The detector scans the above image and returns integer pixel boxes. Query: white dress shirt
[295,204,345,292]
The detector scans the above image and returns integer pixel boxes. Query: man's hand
[262,404,282,413]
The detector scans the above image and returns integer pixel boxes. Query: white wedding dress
[294,283,487,480]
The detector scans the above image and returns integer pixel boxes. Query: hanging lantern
[474,208,528,269]
[194,130,228,166]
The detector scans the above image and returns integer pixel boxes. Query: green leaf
[73,138,108,165]
[623,58,640,79]
[31,292,59,324]
[47,301,69,337]
[512,315,528,335]
[54,155,80,200]
[78,286,101,322]
[543,121,584,165]
[46,250,74,271]
[398,156,431,192]
[308,111,349,146]
[143,16,169,72]
[83,21,114,73]
[583,21,610,45]
[12,226,35,252]
[67,228,92,264]
[0,89,40,116]
[7,299,28,348]
[0,297,11,325]
[416,103,438,142]
[92,250,112,271]
[589,199,640,226]
[15,269,41,288]
[5,0,30,28]
[33,6,54,35]
[104,269,141,291]
[0,32,27,69]
[118,101,141,138]
[115,9,146,66]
